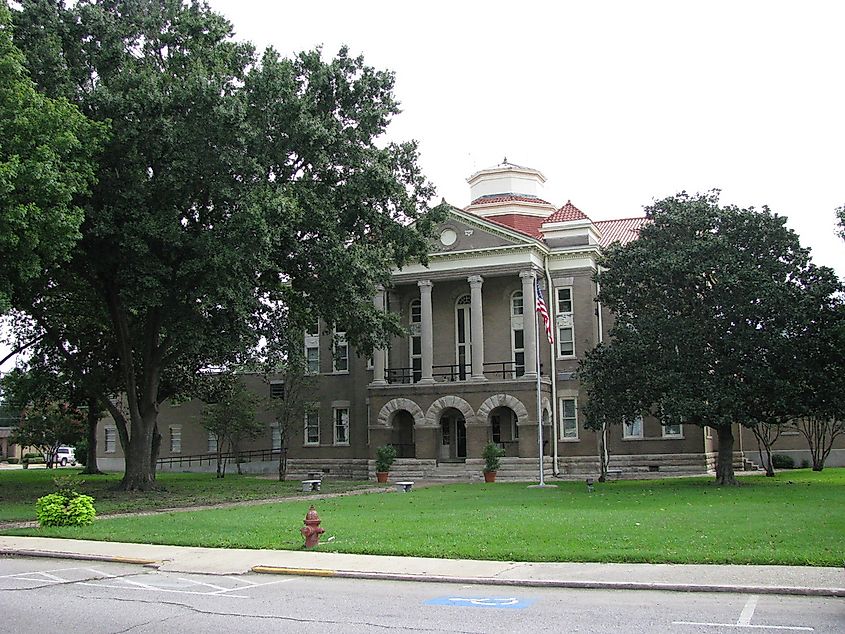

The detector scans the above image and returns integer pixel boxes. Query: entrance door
[456,420,467,458]
[439,412,467,460]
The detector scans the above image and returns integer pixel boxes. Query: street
[0,557,842,633]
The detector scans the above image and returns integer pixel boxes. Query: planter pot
[376,472,389,483]
[484,471,496,483]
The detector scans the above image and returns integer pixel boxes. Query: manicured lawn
[0,469,374,522]
[3,469,843,566]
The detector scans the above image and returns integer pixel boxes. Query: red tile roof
[543,200,589,223]
[594,217,648,247]
[484,214,545,239]
[468,194,552,206]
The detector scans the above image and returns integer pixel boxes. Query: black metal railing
[383,361,543,385]
[157,447,281,468]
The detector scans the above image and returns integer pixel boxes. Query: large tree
[11,0,439,490]
[583,191,840,485]
[0,1,103,312]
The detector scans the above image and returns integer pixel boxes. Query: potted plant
[375,444,397,483]
[482,442,505,482]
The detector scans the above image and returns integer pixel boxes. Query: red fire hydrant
[300,505,325,548]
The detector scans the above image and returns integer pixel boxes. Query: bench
[301,479,321,493]
[394,481,414,493]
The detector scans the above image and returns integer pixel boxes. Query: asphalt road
[1,557,842,633]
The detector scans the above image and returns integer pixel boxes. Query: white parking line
[673,595,813,631]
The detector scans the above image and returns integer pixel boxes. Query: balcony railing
[382,361,542,385]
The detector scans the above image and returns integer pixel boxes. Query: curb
[0,548,161,568]
[250,566,845,598]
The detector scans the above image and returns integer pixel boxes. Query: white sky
[206,0,844,276]
[2,0,844,376]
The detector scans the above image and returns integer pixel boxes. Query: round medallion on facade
[439,228,457,246]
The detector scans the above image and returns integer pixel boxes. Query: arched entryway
[390,410,416,458]
[488,406,519,456]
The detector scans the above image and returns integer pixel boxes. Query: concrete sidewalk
[1,536,842,597]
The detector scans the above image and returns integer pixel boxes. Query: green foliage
[6,457,19,464]
[10,400,85,465]
[482,442,505,473]
[581,191,844,485]
[35,473,95,526]
[35,492,96,527]
[10,0,440,490]
[836,205,844,243]
[0,2,105,312]
[772,454,795,469]
[375,444,397,472]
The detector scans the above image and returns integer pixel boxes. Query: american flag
[536,282,554,345]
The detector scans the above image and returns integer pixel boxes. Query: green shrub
[375,445,397,472]
[36,493,96,526]
[35,475,96,527]
[772,454,795,469]
[800,459,810,469]
[6,457,19,464]
[482,442,506,473]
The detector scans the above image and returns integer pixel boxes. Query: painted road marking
[673,595,813,631]
[425,596,535,609]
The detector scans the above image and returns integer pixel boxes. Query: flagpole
[535,281,545,486]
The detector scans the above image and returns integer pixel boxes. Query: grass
[0,469,374,522]
[2,468,843,566]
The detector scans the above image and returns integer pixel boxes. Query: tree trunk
[120,411,157,490]
[82,399,102,475]
[715,425,738,485]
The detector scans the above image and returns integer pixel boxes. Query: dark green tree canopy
[582,191,842,485]
[10,0,441,489]
[0,1,104,312]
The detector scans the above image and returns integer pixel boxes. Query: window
[270,381,285,399]
[560,398,578,439]
[662,422,683,438]
[410,299,422,382]
[271,425,282,450]
[207,433,218,453]
[169,426,182,454]
[104,428,116,453]
[455,295,472,380]
[305,321,320,374]
[305,410,319,445]
[624,415,644,439]
[491,415,501,444]
[556,287,575,357]
[333,407,350,445]
[511,291,525,377]
[333,330,349,373]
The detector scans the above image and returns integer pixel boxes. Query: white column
[468,275,486,381]
[371,287,387,385]
[418,280,434,383]
[520,270,538,379]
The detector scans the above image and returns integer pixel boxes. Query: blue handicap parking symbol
[424,596,535,609]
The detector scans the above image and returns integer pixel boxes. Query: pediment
[428,208,539,255]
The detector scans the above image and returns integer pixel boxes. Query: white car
[56,446,76,467]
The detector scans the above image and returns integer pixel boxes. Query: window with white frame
[560,398,578,439]
[410,299,422,383]
[511,290,525,377]
[333,330,349,373]
[624,415,644,438]
[271,425,282,450]
[662,422,683,437]
[556,287,575,357]
[305,320,320,374]
[207,432,218,453]
[270,381,285,399]
[169,425,182,453]
[333,407,350,445]
[305,410,319,445]
[104,427,116,453]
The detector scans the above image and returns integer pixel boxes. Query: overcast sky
[207,0,844,276]
[2,1,843,375]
